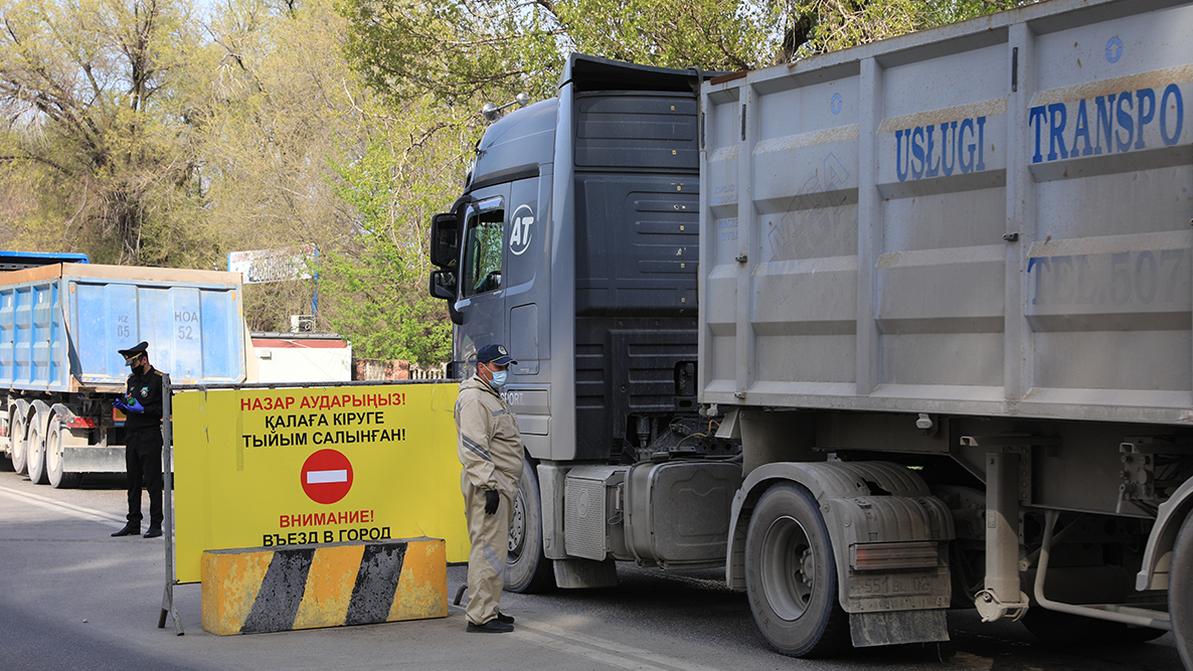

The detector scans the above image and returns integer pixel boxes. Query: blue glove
[125,397,144,414]
[113,398,130,412]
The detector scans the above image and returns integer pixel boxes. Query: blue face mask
[490,370,508,389]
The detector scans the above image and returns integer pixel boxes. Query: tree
[0,0,214,266]
[194,0,370,331]
[318,98,473,365]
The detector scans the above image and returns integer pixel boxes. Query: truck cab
[428,56,734,590]
[431,55,703,464]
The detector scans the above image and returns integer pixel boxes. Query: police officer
[110,341,165,539]
[455,344,523,633]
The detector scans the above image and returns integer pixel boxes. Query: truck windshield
[462,203,504,296]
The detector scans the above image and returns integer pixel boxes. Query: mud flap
[849,609,949,647]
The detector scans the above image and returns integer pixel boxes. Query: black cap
[117,341,149,363]
[477,344,516,366]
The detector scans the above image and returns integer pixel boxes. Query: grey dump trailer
[428,0,1193,662]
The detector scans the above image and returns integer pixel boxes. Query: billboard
[227,246,315,284]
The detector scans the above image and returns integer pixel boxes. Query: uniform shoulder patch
[153,369,164,377]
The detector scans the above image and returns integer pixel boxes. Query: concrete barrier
[200,537,447,635]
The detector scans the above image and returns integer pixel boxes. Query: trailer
[427,0,1193,664]
[0,261,247,487]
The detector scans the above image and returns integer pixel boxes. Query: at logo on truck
[510,204,534,256]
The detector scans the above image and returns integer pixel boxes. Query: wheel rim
[28,425,43,476]
[11,416,26,472]
[508,490,527,557]
[760,515,815,621]
[46,424,62,478]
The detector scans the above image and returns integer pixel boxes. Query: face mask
[489,370,508,389]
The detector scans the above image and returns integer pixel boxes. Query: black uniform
[123,366,164,527]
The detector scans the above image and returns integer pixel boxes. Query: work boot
[143,525,162,539]
[466,619,514,633]
[111,523,139,537]
[496,611,515,624]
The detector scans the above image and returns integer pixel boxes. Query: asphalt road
[0,470,1183,671]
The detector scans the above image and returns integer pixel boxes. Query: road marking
[0,485,125,524]
[952,651,995,670]
[448,603,722,671]
[511,627,677,671]
[520,620,725,671]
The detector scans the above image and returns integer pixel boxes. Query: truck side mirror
[429,212,459,269]
[429,269,456,300]
[429,270,463,325]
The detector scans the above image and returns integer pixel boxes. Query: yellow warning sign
[173,383,467,584]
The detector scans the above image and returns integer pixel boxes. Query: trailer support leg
[975,451,1029,622]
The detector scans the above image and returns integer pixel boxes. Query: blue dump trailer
[0,258,247,487]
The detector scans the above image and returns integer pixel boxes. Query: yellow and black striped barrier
[200,537,447,635]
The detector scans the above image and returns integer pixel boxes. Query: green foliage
[790,0,1023,55]
[318,101,472,364]
[0,0,211,266]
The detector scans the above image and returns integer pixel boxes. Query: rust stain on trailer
[879,99,1008,133]
[1030,64,1193,107]
[754,125,860,155]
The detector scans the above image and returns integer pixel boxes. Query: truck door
[503,177,541,376]
[454,184,510,358]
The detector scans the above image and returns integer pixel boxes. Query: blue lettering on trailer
[1028,82,1184,164]
[894,116,987,182]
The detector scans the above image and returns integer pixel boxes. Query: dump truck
[0,257,248,487]
[427,0,1193,663]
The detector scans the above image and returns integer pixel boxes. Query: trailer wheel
[505,456,554,593]
[1170,513,1193,667]
[26,420,48,485]
[10,412,28,475]
[745,482,849,658]
[0,407,10,471]
[46,420,81,489]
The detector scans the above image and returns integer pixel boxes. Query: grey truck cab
[428,56,736,591]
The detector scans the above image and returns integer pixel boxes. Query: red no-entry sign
[300,449,354,504]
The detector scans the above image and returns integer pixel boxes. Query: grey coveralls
[455,375,524,626]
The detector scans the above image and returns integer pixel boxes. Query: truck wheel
[504,456,554,593]
[10,412,28,475]
[745,482,849,658]
[1170,513,1193,667]
[26,420,48,485]
[46,420,81,489]
[1022,609,1165,647]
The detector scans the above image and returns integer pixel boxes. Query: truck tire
[1022,609,1165,647]
[10,412,28,475]
[26,420,48,485]
[504,456,554,593]
[1170,513,1193,668]
[46,420,81,489]
[744,482,849,658]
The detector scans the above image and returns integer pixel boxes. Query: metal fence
[409,364,447,381]
[352,358,448,381]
